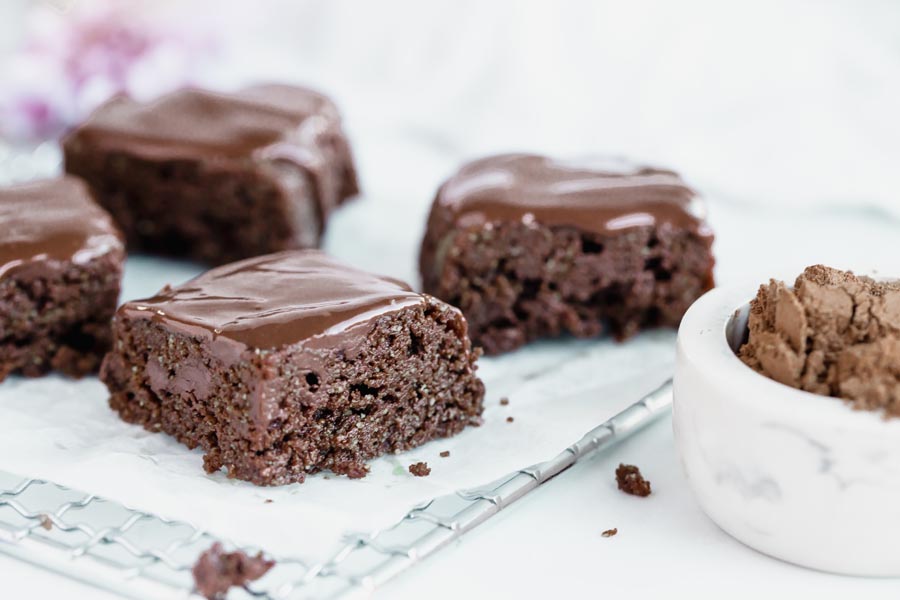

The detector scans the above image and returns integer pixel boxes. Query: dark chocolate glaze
[65,84,358,216]
[0,177,124,278]
[121,250,424,352]
[435,153,710,236]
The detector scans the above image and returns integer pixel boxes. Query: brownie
[0,177,124,381]
[192,543,274,600]
[420,154,715,354]
[63,84,358,265]
[100,250,485,485]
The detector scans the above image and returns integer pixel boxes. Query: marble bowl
[673,282,900,576]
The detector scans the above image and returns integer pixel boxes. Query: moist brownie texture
[739,265,900,416]
[192,543,274,600]
[101,250,484,485]
[63,84,358,265]
[0,177,124,381]
[420,154,715,354]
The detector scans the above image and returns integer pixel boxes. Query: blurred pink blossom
[0,1,218,141]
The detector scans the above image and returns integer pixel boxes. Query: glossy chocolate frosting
[0,177,123,278]
[66,84,357,215]
[435,153,710,235]
[121,250,424,352]
[70,85,337,160]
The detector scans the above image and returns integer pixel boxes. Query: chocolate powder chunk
[101,250,484,485]
[420,154,715,355]
[616,464,651,497]
[602,528,618,538]
[192,542,274,600]
[739,265,900,416]
[0,177,124,381]
[64,84,358,265]
[409,461,431,477]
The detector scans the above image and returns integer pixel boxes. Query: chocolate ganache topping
[121,250,424,352]
[435,153,711,236]
[0,177,123,278]
[65,84,356,216]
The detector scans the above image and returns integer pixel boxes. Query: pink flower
[0,1,218,142]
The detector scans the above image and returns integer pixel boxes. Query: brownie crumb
[601,528,618,538]
[192,542,274,600]
[409,462,431,477]
[264,499,273,504]
[499,397,510,406]
[616,464,651,497]
[506,416,515,423]
[39,514,52,531]
[439,451,450,458]
[343,464,369,479]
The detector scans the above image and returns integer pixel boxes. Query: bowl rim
[676,280,900,432]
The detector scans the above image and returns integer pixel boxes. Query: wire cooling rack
[0,380,672,599]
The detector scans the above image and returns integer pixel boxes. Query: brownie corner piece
[420,153,715,354]
[0,176,124,381]
[63,84,358,265]
[101,250,484,486]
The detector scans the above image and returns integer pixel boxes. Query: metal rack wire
[0,380,672,599]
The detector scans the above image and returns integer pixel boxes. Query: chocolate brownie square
[63,84,358,265]
[0,177,124,381]
[420,154,715,354]
[101,250,484,485]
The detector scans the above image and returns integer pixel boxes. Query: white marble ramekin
[673,283,900,576]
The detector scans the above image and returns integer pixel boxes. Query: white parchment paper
[0,149,675,562]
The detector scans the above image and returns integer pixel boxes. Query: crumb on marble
[616,464,651,497]
[409,462,431,477]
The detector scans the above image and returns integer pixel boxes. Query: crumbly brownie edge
[63,145,322,265]
[101,297,485,486]
[421,219,714,355]
[0,251,123,381]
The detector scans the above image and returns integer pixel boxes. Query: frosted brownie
[0,177,124,381]
[420,154,715,354]
[101,250,484,485]
[63,84,358,265]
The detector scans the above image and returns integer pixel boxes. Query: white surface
[0,254,673,562]
[1,196,898,599]
[675,283,900,576]
[4,416,900,599]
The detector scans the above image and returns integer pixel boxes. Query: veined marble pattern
[675,284,900,576]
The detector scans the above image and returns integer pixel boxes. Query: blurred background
[1,0,898,284]
[2,0,899,208]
